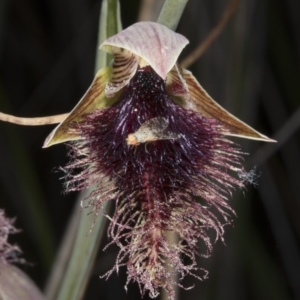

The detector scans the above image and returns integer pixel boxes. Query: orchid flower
[43,22,272,299]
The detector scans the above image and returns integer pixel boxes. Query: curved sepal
[43,66,116,148]
[165,64,192,108]
[173,68,274,142]
[101,22,189,79]
[166,65,188,95]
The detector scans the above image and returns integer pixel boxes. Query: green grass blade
[157,0,189,30]
[95,0,122,70]
[56,195,111,300]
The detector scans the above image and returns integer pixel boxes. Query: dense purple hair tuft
[64,66,247,298]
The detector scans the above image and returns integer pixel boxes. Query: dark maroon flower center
[80,66,222,208]
[66,65,245,297]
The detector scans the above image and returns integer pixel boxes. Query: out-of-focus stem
[56,198,111,300]
[161,231,179,300]
[180,0,241,68]
[44,199,81,299]
[157,0,189,30]
[138,0,164,22]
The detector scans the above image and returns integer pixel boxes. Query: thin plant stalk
[0,112,67,126]
[45,199,81,299]
[180,0,241,68]
[157,0,189,30]
[55,192,110,300]
[138,0,164,22]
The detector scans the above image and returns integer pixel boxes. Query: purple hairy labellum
[44,22,274,299]
[0,209,22,265]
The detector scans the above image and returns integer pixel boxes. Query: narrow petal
[105,48,139,98]
[43,66,116,147]
[169,67,274,142]
[101,22,189,79]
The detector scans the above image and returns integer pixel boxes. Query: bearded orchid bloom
[43,22,273,299]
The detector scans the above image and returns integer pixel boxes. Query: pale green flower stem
[157,0,189,30]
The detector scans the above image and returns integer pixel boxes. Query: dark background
[0,0,299,299]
